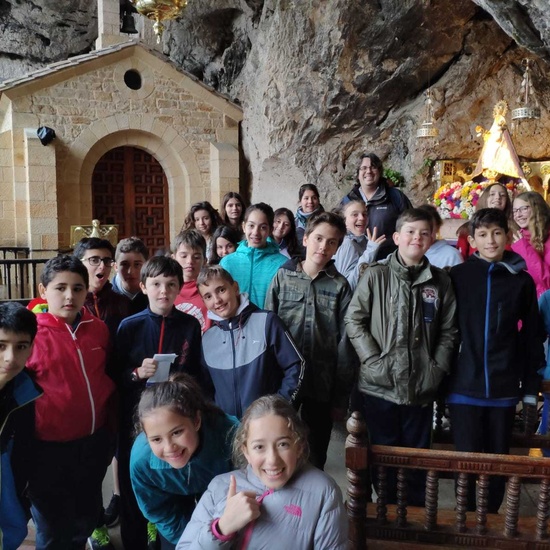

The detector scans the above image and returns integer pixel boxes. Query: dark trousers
[27,428,111,550]
[118,436,149,550]
[360,393,433,506]
[300,398,333,470]
[448,403,515,513]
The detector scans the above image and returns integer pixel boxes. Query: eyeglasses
[512,205,530,215]
[82,256,113,267]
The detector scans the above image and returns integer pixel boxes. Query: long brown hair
[515,191,550,253]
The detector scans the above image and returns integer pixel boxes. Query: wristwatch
[130,369,140,382]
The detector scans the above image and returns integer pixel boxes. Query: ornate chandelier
[511,59,541,123]
[416,88,439,138]
[130,0,188,43]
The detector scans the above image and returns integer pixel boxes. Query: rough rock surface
[1,0,549,208]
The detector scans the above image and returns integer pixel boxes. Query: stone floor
[17,421,544,549]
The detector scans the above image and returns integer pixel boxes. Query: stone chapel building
[0,0,242,254]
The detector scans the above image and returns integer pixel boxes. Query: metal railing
[0,257,50,300]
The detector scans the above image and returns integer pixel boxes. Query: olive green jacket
[345,252,458,405]
[265,259,357,408]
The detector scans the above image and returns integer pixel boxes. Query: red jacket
[26,309,115,442]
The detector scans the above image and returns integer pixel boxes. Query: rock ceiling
[1,0,549,205]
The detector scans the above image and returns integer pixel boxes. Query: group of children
[1,179,548,550]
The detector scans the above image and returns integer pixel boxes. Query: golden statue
[471,101,526,183]
[70,220,118,248]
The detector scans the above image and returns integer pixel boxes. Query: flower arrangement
[433,180,530,219]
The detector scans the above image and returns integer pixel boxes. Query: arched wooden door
[92,146,170,253]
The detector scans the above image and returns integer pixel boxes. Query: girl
[130,373,238,550]
[333,200,385,290]
[295,184,324,244]
[176,395,347,549]
[208,225,241,265]
[456,182,513,258]
[221,192,246,234]
[219,203,287,308]
[512,191,550,297]
[184,202,222,259]
[272,207,301,259]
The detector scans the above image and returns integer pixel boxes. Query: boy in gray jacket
[345,208,458,505]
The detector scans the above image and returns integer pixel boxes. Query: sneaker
[104,493,120,527]
[147,522,159,550]
[87,526,114,550]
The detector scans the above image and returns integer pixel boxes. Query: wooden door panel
[92,146,169,252]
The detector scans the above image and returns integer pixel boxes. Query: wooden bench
[346,411,550,549]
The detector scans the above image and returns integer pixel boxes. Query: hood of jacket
[208,293,259,329]
[234,237,281,258]
[469,249,527,274]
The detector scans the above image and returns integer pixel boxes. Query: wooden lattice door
[92,146,169,252]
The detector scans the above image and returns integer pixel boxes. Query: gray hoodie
[176,464,347,549]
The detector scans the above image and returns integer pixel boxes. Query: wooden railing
[346,411,550,550]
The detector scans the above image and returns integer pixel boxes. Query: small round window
[124,69,142,90]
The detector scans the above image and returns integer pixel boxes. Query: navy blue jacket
[201,297,305,418]
[115,307,202,435]
[449,251,544,400]
[0,370,42,550]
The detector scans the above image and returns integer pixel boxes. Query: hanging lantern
[130,0,188,43]
[511,59,541,122]
[416,88,439,138]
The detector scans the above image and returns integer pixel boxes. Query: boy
[448,208,543,512]
[115,256,202,550]
[24,255,115,549]
[345,208,458,504]
[112,236,149,314]
[266,211,356,470]
[172,229,211,332]
[0,303,42,550]
[197,265,304,419]
[74,237,131,338]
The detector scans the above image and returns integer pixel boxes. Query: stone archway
[92,146,170,253]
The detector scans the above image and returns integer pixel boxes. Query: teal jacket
[130,412,238,545]
[220,238,287,308]
[0,370,42,550]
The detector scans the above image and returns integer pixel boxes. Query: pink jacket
[26,309,115,441]
[512,229,550,297]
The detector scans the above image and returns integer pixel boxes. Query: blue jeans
[27,428,111,550]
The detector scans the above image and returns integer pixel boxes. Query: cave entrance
[92,146,170,254]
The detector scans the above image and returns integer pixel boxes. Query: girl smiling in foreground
[130,374,238,550]
[176,395,347,549]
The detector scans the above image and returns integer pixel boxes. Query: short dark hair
[298,184,320,201]
[115,237,149,261]
[395,208,434,233]
[73,238,115,260]
[196,265,236,289]
[417,204,442,231]
[40,254,89,288]
[140,256,184,288]
[0,302,38,341]
[304,211,346,244]
[356,153,383,183]
[171,229,207,257]
[469,208,509,236]
[244,202,275,228]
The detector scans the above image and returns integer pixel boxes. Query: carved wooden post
[456,472,468,533]
[504,475,520,538]
[376,466,387,524]
[536,477,550,540]
[424,469,438,531]
[476,473,489,535]
[346,412,369,550]
[396,467,408,528]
